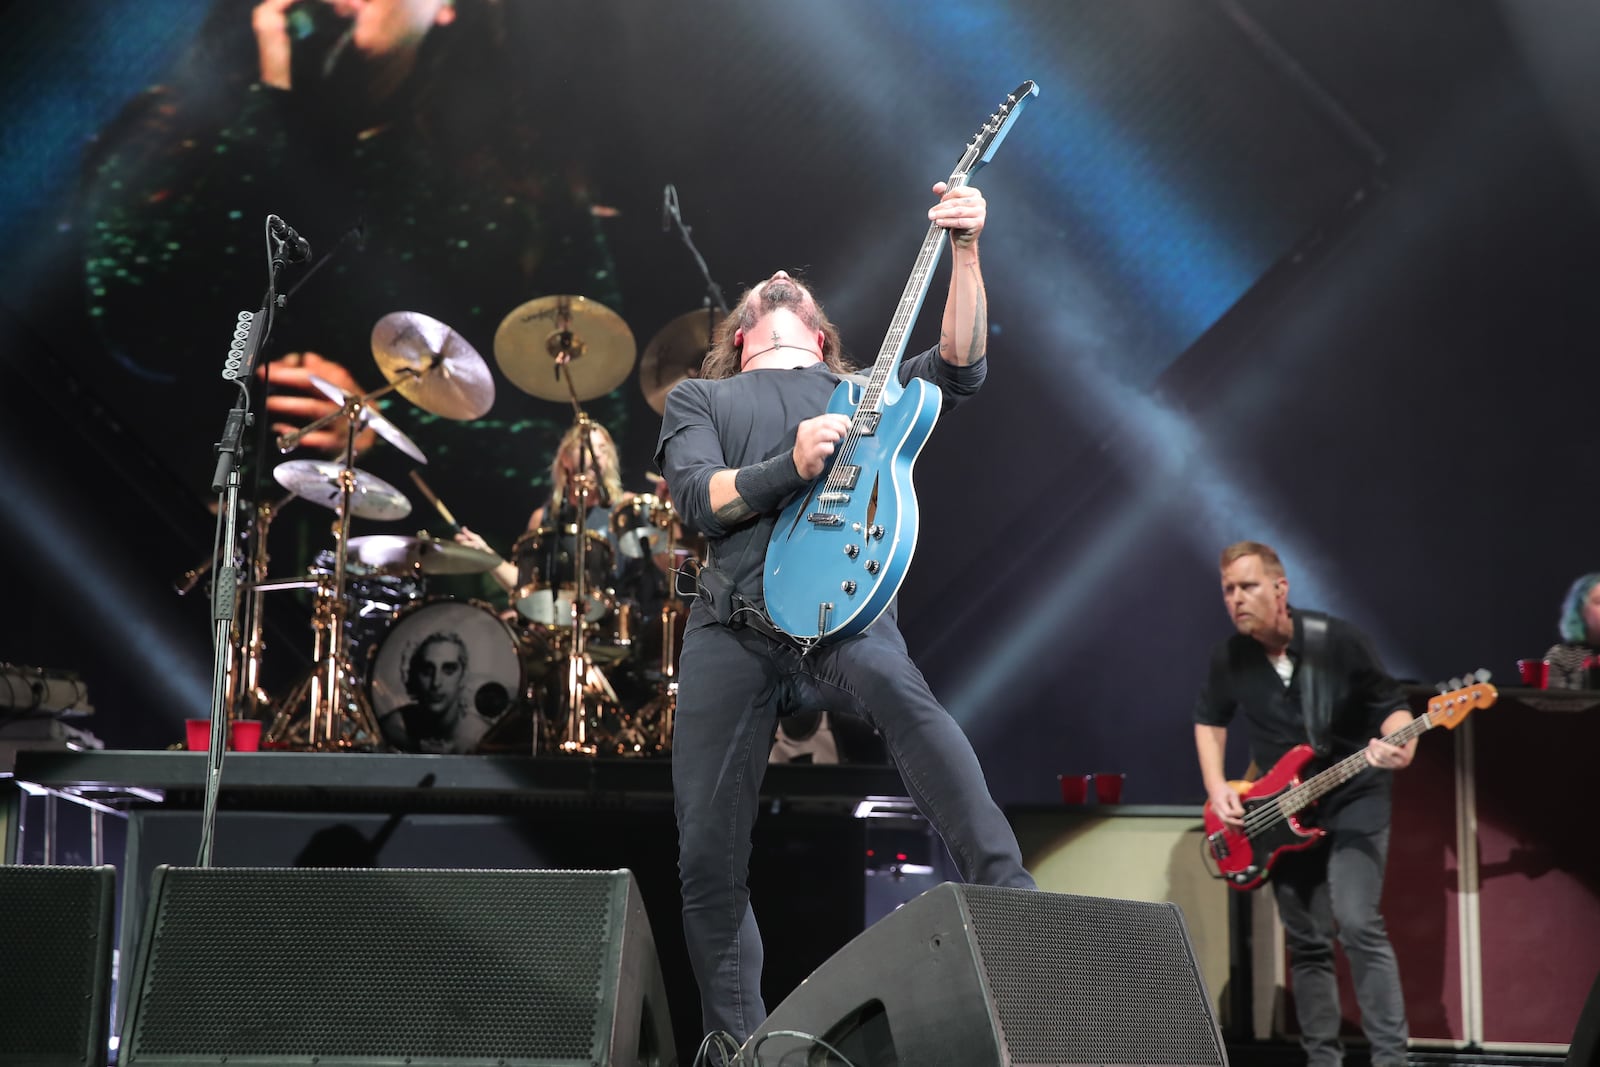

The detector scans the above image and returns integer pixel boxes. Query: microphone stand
[197,219,301,867]
[663,185,730,318]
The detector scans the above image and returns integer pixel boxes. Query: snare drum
[310,548,425,656]
[511,525,614,627]
[367,598,524,754]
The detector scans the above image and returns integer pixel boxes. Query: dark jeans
[1271,811,1409,1067]
[671,604,1035,1042]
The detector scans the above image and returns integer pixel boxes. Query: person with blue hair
[1542,573,1600,689]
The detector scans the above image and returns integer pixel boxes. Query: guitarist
[1194,541,1414,1067]
[654,181,1035,1044]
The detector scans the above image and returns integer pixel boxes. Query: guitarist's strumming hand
[792,413,853,480]
[1206,781,1246,830]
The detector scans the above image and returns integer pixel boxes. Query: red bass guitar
[1203,676,1497,890]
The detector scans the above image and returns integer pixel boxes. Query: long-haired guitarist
[653,181,1035,1044]
[1195,540,1415,1067]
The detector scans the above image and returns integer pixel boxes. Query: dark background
[2,0,1598,808]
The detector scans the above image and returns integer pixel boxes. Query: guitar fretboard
[1274,713,1435,816]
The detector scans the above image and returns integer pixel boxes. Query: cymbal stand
[551,335,613,755]
[263,405,384,750]
[639,507,681,753]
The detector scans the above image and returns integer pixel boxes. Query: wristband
[733,451,809,512]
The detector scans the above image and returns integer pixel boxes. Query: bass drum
[366,598,525,754]
[511,525,613,628]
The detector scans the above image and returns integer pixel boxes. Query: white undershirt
[1270,651,1294,687]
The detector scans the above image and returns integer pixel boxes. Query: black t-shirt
[654,349,985,610]
[1193,609,1408,814]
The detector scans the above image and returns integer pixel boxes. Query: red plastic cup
[1094,772,1126,805]
[1517,659,1550,688]
[1058,773,1093,805]
[230,720,263,752]
[185,718,212,752]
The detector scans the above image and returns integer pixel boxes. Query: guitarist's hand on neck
[1221,551,1294,655]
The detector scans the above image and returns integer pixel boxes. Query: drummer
[454,419,654,605]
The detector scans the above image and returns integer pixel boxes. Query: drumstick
[408,470,461,532]
[409,470,512,569]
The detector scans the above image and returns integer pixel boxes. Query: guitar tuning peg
[1434,681,1451,694]
[1446,676,1464,691]
[1474,668,1492,683]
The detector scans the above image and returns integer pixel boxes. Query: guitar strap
[1298,610,1333,757]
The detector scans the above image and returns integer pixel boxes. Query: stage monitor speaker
[745,882,1227,1067]
[0,864,116,1067]
[118,866,673,1067]
[1569,966,1600,1067]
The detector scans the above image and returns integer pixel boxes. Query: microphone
[662,184,676,233]
[268,215,312,262]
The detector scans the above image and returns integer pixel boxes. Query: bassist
[1194,540,1413,1067]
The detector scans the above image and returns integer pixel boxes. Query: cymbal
[494,295,635,402]
[371,311,495,421]
[306,374,427,465]
[640,308,721,414]
[345,533,501,576]
[272,460,412,521]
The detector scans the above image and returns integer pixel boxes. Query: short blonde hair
[1219,540,1285,577]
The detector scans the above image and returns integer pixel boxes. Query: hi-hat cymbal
[272,460,412,521]
[494,295,635,402]
[371,311,495,420]
[345,533,500,575]
[306,374,427,465]
[641,308,721,414]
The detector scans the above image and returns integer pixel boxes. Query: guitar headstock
[1426,669,1498,729]
[952,80,1040,183]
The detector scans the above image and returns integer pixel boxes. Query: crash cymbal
[272,460,412,521]
[641,308,721,414]
[345,533,500,575]
[494,295,635,402]
[371,311,495,420]
[306,374,428,465]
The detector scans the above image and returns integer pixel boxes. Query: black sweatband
[734,451,810,512]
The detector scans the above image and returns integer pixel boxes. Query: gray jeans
[1271,822,1409,1067]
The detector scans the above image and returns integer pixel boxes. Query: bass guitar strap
[1298,610,1333,757]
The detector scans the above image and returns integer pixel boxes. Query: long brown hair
[699,276,852,381]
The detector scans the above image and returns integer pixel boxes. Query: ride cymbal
[305,373,428,465]
[640,308,721,414]
[371,311,495,420]
[494,295,635,402]
[272,460,412,521]
[345,533,500,575]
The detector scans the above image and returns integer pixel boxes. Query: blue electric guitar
[763,81,1039,645]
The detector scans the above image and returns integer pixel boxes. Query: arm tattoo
[713,495,756,526]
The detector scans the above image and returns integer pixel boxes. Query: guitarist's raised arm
[931,181,988,368]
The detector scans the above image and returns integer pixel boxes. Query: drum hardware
[264,388,425,750]
[639,307,722,414]
[371,310,496,421]
[299,373,428,464]
[346,533,501,576]
[493,294,636,403]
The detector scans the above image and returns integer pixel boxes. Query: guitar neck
[1280,712,1437,812]
[857,216,954,418]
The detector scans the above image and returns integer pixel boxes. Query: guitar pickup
[807,513,845,527]
[856,413,880,435]
[833,465,860,489]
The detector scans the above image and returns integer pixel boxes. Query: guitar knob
[841,580,857,595]
[870,524,885,541]
[843,544,859,559]
[864,559,880,574]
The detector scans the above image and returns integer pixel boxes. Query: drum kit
[221,295,717,756]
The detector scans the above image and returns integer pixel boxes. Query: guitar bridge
[817,492,850,507]
[807,513,845,527]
